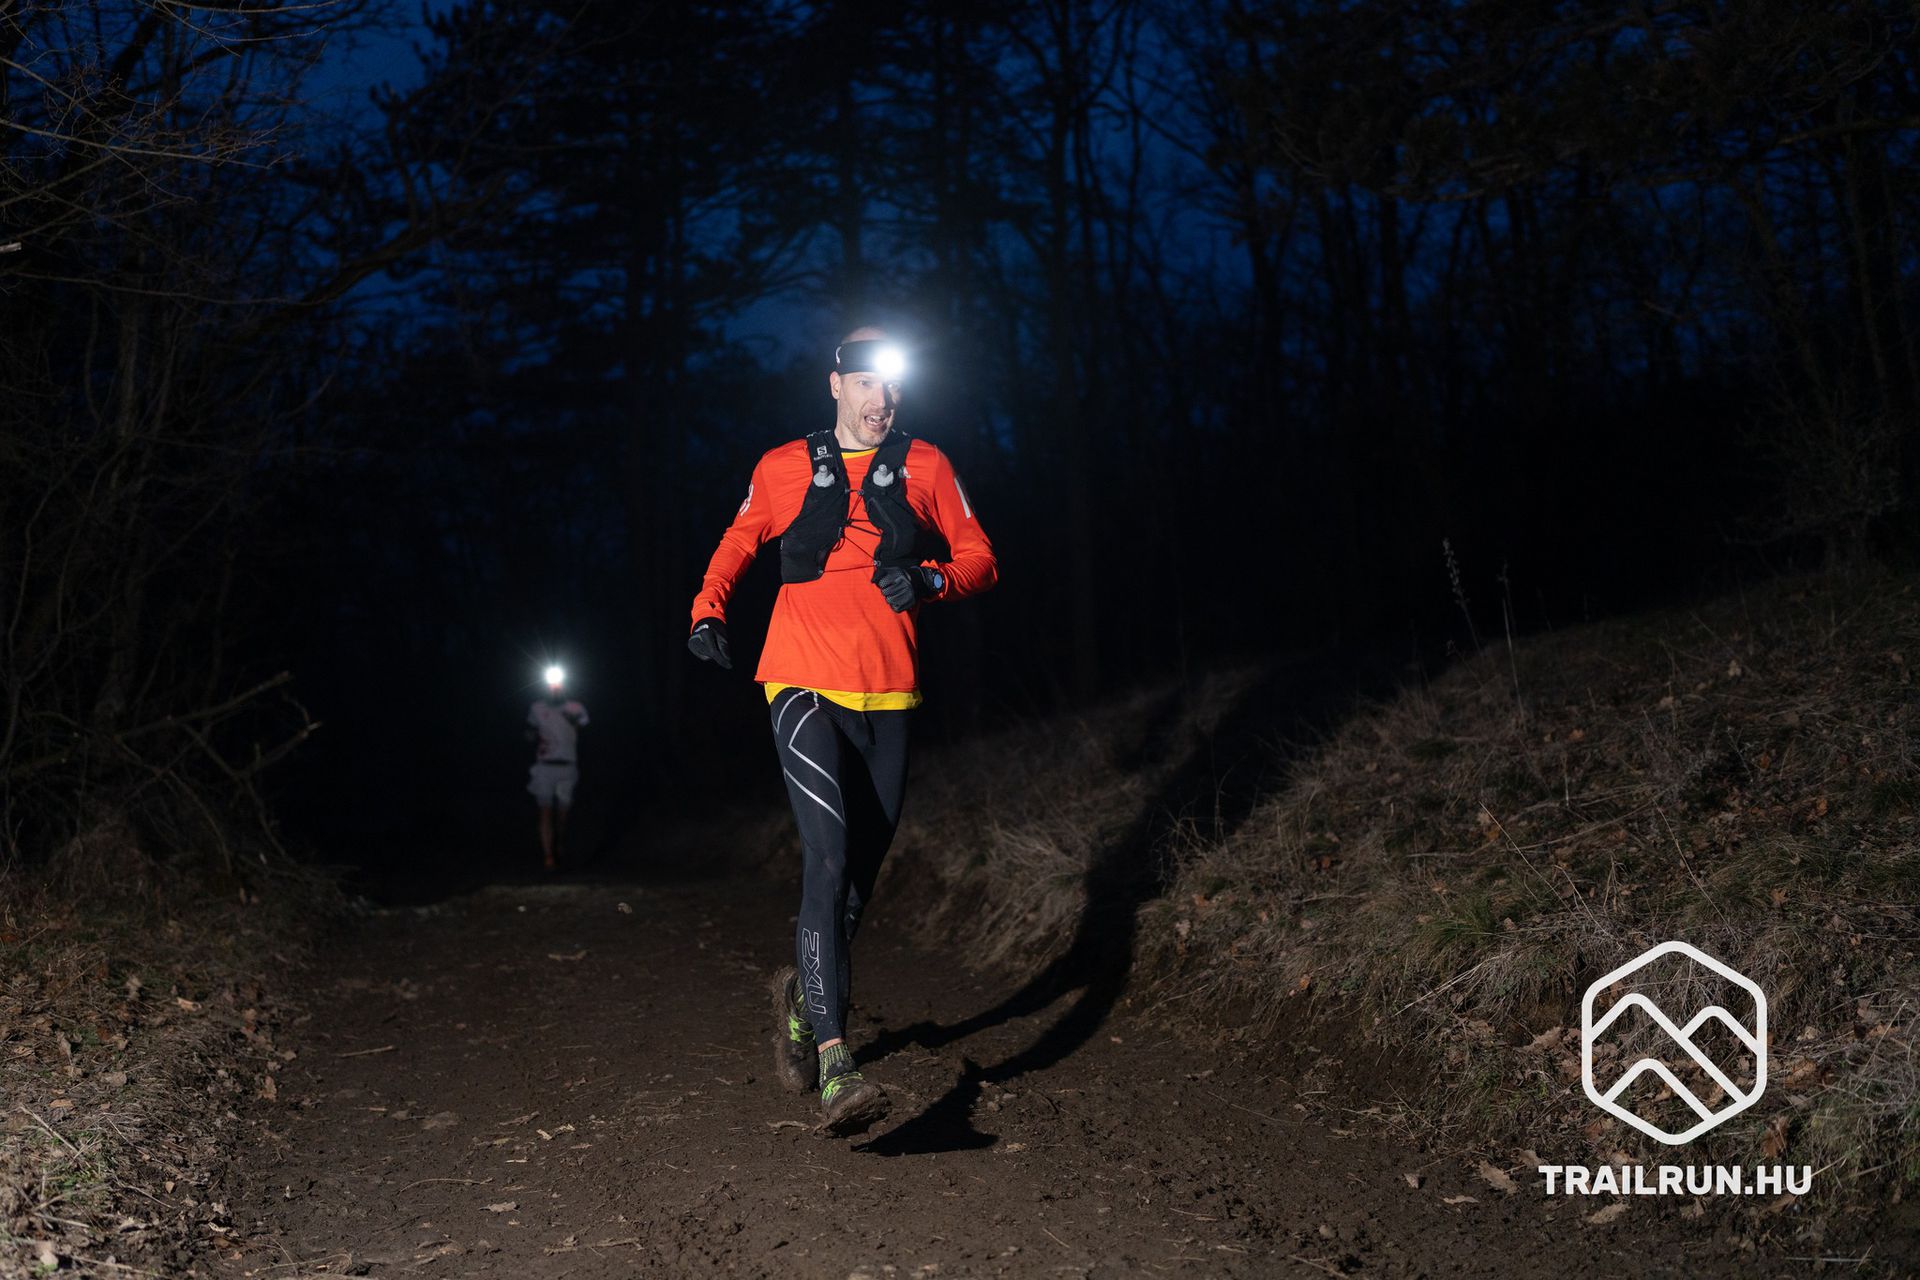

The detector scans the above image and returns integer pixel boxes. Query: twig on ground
[398,1176,490,1192]
[1204,1090,1288,1126]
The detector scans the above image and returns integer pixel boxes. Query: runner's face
[831,370,900,449]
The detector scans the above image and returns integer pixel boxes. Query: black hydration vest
[778,429,930,583]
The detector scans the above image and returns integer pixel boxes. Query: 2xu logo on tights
[1581,941,1767,1145]
[800,927,828,1018]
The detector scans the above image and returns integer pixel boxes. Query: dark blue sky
[303,4,439,126]
[292,3,1242,366]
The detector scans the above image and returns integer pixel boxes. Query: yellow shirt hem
[763,683,922,712]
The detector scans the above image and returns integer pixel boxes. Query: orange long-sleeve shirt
[690,435,997,708]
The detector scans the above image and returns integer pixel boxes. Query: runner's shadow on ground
[861,652,1391,1158]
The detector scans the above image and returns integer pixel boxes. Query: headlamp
[543,664,566,688]
[835,340,907,381]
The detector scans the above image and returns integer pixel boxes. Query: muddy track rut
[215,879,1814,1278]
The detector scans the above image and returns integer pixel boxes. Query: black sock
[819,1042,856,1088]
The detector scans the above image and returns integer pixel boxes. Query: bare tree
[0,0,485,874]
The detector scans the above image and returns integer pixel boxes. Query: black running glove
[873,565,945,613]
[687,618,732,669]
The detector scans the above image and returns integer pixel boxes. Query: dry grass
[1144,575,1912,1197]
[1152,568,1919,1202]
[900,567,1918,1225]
[888,669,1261,969]
[0,817,333,1277]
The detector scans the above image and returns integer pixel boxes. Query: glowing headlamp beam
[544,665,566,688]
[835,339,908,381]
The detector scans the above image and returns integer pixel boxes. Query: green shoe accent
[787,968,816,1042]
[820,1069,866,1106]
[817,1054,890,1137]
[770,966,819,1093]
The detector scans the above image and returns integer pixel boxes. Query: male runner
[526,667,588,871]
[686,328,997,1135]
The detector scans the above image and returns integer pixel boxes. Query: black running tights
[769,687,910,1047]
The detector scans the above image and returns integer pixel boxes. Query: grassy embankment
[0,821,329,1278]
[891,568,1918,1235]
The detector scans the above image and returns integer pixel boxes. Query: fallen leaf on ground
[1476,1162,1517,1194]
[485,1201,518,1213]
[1441,1194,1477,1205]
[422,1111,459,1130]
[1587,1202,1628,1225]
[1780,1059,1819,1088]
[1402,1173,1422,1190]
[547,950,587,962]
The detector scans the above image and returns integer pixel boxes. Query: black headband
[834,339,905,377]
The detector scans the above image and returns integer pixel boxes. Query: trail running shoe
[819,1068,890,1137]
[770,966,818,1093]
[817,1044,890,1137]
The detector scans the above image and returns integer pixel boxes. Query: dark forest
[3,2,1917,1274]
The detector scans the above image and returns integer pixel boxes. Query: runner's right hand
[687,618,732,669]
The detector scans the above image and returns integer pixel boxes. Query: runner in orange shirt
[687,327,997,1135]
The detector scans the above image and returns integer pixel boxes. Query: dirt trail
[218,879,1812,1279]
